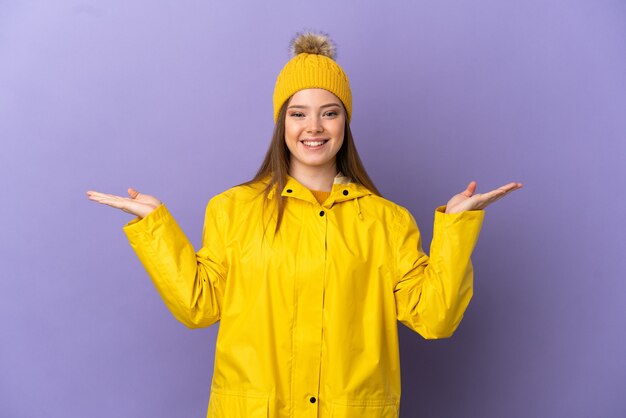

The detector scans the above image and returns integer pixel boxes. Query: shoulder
[358,192,413,224]
[206,179,269,211]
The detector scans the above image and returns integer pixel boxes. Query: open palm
[445,181,523,214]
[86,188,161,219]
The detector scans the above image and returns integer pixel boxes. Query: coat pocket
[207,388,269,418]
[329,399,399,418]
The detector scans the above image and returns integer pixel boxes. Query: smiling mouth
[300,139,329,147]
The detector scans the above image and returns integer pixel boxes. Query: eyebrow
[287,103,342,109]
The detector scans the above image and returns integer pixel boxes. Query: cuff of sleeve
[122,203,169,239]
[434,205,485,227]
[432,205,485,256]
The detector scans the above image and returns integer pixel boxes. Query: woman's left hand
[445,181,523,214]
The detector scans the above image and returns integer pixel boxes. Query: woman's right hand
[86,188,162,219]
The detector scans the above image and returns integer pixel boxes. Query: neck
[288,162,337,192]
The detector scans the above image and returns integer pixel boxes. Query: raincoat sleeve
[393,205,484,339]
[122,197,227,329]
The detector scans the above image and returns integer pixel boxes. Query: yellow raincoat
[123,174,484,418]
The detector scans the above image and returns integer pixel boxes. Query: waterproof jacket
[123,174,484,418]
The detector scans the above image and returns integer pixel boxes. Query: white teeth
[302,140,326,146]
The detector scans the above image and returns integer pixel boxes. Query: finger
[128,188,139,199]
[481,188,510,202]
[462,181,477,197]
[88,195,124,207]
[87,193,132,208]
[475,185,519,208]
[467,180,476,197]
[86,191,110,200]
[87,191,121,200]
[481,183,519,199]
[497,182,523,192]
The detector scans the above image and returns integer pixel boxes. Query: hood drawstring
[354,197,364,220]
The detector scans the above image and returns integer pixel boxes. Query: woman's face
[284,88,345,175]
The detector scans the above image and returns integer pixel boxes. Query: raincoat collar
[266,172,373,208]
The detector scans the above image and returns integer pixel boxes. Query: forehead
[288,88,342,106]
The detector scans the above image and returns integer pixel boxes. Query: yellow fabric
[123,175,484,418]
[309,189,331,205]
[273,52,352,123]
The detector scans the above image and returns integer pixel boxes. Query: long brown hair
[239,97,381,233]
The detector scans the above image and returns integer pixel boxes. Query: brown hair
[238,97,381,233]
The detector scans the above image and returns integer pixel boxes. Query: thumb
[128,188,139,199]
[462,181,477,197]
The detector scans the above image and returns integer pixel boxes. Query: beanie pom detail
[290,31,337,60]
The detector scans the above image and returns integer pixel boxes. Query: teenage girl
[87,31,522,418]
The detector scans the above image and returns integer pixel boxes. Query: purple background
[1,1,625,417]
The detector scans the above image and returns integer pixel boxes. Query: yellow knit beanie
[273,31,352,123]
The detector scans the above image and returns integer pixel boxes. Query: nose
[306,114,323,133]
